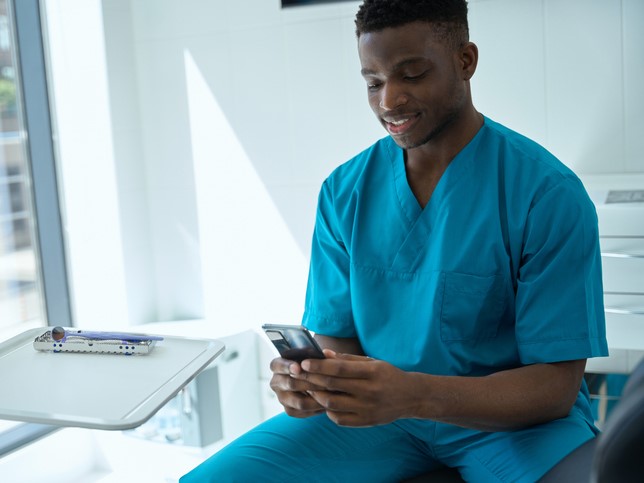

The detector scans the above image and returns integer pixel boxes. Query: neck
[406,106,483,172]
[403,107,483,208]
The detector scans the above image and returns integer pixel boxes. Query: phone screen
[262,324,325,362]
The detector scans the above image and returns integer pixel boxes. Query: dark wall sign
[282,0,356,7]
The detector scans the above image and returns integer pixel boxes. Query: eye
[366,81,382,91]
[403,71,427,82]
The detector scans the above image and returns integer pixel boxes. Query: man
[181,1,607,481]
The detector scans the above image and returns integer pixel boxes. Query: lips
[382,113,419,135]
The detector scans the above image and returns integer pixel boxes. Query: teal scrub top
[302,117,608,380]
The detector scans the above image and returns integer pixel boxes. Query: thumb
[323,349,374,362]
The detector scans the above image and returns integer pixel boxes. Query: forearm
[411,360,586,431]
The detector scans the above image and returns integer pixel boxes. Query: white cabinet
[600,238,644,293]
[581,174,644,373]
[122,321,265,447]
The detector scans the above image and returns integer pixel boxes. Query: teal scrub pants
[180,409,596,483]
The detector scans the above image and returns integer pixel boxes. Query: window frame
[0,0,72,456]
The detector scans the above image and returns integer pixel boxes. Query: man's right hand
[269,357,327,418]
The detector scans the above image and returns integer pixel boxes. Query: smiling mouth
[383,114,419,134]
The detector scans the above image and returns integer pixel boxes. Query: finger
[299,373,372,394]
[330,352,375,362]
[280,392,326,416]
[326,410,377,428]
[307,392,376,427]
[315,350,373,363]
[284,406,326,419]
[270,357,301,375]
[270,374,327,393]
[307,390,356,411]
[300,357,378,378]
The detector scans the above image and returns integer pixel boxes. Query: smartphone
[262,324,325,362]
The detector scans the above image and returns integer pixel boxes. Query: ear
[458,42,479,81]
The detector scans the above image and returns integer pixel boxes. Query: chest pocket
[440,272,507,341]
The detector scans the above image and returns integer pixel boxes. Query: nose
[378,82,407,111]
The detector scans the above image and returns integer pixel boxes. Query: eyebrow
[360,57,428,76]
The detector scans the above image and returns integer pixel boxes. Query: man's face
[358,21,468,150]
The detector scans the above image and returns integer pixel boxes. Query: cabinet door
[600,237,644,294]
[603,293,644,351]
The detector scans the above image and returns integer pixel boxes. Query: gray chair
[402,467,464,482]
[540,358,644,482]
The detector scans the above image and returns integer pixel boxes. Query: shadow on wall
[103,1,378,259]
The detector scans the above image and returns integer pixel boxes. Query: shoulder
[480,117,592,210]
[482,117,571,177]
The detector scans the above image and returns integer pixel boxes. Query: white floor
[0,426,232,483]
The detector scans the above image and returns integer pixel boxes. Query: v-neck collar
[386,119,487,272]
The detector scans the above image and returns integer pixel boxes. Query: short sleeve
[515,177,608,364]
[301,181,356,337]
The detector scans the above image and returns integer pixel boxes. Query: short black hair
[355,0,469,49]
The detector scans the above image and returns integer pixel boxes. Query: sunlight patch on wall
[184,50,308,332]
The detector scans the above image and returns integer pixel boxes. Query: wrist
[406,372,443,420]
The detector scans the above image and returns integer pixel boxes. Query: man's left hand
[293,349,419,427]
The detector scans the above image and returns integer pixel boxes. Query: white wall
[43,0,644,332]
[470,0,644,174]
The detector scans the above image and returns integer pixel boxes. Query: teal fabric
[303,117,607,375]
[182,117,608,482]
[180,411,596,483]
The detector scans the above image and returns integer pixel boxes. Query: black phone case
[262,324,325,362]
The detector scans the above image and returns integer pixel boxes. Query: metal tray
[0,327,225,430]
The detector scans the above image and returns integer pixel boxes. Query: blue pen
[51,326,164,342]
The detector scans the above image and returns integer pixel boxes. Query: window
[0,0,71,455]
[0,0,43,340]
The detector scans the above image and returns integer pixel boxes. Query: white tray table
[0,328,225,430]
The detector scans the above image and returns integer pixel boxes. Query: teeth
[388,119,409,126]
